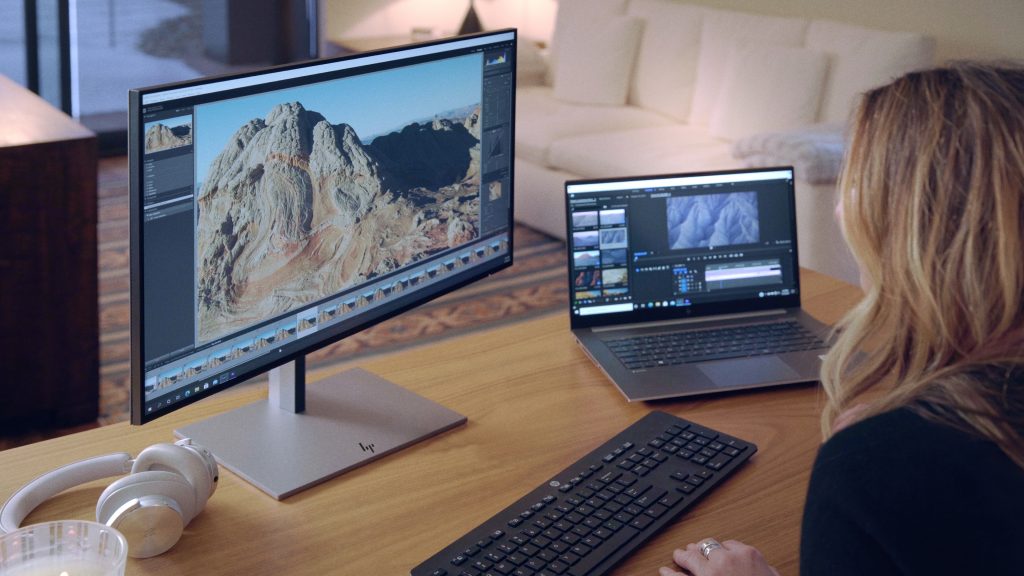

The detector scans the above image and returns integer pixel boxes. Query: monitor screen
[129,31,516,425]
[565,168,800,329]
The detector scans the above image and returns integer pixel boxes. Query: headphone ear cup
[96,471,195,558]
[131,443,214,521]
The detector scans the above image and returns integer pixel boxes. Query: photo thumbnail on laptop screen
[566,169,799,319]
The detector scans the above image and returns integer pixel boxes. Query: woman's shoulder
[814,406,1011,477]
[811,405,1024,519]
[817,407,960,466]
[803,406,1024,573]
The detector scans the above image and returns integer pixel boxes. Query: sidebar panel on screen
[139,107,197,366]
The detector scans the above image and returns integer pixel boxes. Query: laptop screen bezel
[565,166,803,331]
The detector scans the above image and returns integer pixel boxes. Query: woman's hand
[658,539,780,576]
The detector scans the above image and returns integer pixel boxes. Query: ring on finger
[699,538,723,560]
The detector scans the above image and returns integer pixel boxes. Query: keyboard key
[616,473,637,486]
[706,453,733,470]
[547,560,569,574]
[570,544,591,557]
[659,493,684,508]
[559,552,581,566]
[629,515,653,530]
[518,544,539,557]
[537,550,557,563]
[644,504,668,519]
[549,540,568,553]
[525,558,545,571]
[567,527,640,576]
[624,484,649,499]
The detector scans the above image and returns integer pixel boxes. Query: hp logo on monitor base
[359,442,376,454]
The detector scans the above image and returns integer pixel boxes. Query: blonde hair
[822,62,1024,468]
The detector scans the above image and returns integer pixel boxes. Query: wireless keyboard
[411,411,756,576]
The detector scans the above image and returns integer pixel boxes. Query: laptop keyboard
[606,321,826,371]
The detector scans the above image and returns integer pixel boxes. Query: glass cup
[0,521,128,576]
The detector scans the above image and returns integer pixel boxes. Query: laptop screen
[565,167,802,329]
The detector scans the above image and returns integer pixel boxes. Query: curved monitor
[127,31,516,496]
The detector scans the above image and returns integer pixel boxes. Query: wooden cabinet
[0,75,98,431]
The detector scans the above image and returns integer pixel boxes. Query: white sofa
[514,0,934,284]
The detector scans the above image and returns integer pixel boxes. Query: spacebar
[568,526,641,576]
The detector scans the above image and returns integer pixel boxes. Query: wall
[322,0,557,45]
[323,0,1024,63]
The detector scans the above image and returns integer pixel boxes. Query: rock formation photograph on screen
[195,100,481,342]
[144,121,192,153]
[667,192,759,250]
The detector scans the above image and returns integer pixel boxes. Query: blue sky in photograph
[194,53,482,186]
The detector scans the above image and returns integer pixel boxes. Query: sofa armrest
[731,124,845,185]
[517,39,550,87]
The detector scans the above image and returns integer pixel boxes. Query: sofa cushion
[709,45,828,141]
[626,0,704,121]
[547,0,629,86]
[546,125,740,178]
[806,20,935,124]
[516,87,674,166]
[731,123,845,185]
[689,9,808,126]
[552,15,644,106]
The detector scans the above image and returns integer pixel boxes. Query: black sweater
[800,407,1024,575]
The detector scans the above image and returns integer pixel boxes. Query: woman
[660,62,1024,575]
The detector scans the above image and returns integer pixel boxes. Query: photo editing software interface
[135,32,515,419]
[567,170,799,318]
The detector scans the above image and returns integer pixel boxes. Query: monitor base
[175,366,466,500]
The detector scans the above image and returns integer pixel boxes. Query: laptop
[565,166,831,401]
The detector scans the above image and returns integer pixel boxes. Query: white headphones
[0,438,218,558]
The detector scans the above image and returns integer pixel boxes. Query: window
[14,0,318,152]
[0,0,27,86]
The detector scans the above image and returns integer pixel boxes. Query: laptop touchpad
[698,357,800,388]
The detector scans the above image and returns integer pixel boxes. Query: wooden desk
[0,269,860,575]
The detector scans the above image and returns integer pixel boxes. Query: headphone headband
[0,453,133,533]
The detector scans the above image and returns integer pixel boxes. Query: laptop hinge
[590,309,787,333]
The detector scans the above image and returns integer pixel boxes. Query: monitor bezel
[129,29,517,425]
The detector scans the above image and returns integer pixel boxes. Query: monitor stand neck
[175,359,466,500]
[269,357,306,414]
